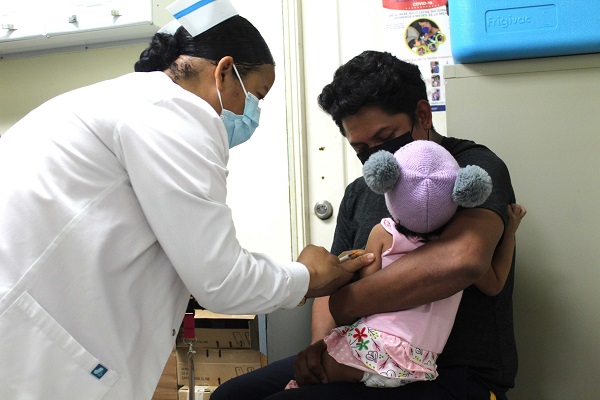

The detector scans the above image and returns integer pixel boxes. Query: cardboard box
[449,0,600,63]
[152,348,178,400]
[176,347,265,386]
[177,310,256,349]
[177,386,217,400]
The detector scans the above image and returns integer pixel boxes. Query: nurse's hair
[318,51,427,136]
[134,15,274,78]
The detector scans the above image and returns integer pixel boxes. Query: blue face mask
[217,64,261,148]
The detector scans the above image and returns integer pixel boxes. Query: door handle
[314,200,333,220]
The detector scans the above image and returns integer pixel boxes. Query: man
[212,51,517,400]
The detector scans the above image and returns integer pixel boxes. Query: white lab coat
[0,72,309,399]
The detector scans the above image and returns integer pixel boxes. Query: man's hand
[293,339,328,386]
[297,245,374,298]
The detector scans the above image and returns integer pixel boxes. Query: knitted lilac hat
[363,141,492,234]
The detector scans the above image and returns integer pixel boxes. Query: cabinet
[0,0,159,56]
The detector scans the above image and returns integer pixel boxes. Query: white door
[301,0,384,252]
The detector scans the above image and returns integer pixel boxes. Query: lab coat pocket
[0,292,119,399]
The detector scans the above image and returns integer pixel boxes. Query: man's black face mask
[356,131,413,165]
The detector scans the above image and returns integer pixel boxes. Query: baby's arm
[358,224,389,280]
[475,204,527,296]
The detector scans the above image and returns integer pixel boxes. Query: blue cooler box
[449,0,600,63]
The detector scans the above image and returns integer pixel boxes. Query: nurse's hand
[298,245,374,298]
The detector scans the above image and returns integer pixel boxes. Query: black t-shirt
[330,137,517,395]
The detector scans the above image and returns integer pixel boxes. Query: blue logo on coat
[91,364,108,379]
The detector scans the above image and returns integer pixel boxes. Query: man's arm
[329,207,504,325]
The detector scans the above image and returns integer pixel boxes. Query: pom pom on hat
[363,151,401,195]
[453,165,493,208]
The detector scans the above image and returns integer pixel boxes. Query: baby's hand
[506,203,527,236]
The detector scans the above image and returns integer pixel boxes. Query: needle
[338,250,360,262]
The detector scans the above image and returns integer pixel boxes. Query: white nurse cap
[160,0,239,37]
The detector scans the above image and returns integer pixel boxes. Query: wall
[445,54,600,400]
[0,44,145,134]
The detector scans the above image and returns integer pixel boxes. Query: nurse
[0,1,371,399]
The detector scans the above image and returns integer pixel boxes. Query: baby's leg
[321,351,364,383]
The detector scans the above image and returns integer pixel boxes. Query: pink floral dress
[324,218,462,386]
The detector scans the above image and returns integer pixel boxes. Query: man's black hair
[317,51,427,136]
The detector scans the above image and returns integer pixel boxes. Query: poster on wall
[382,0,453,112]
